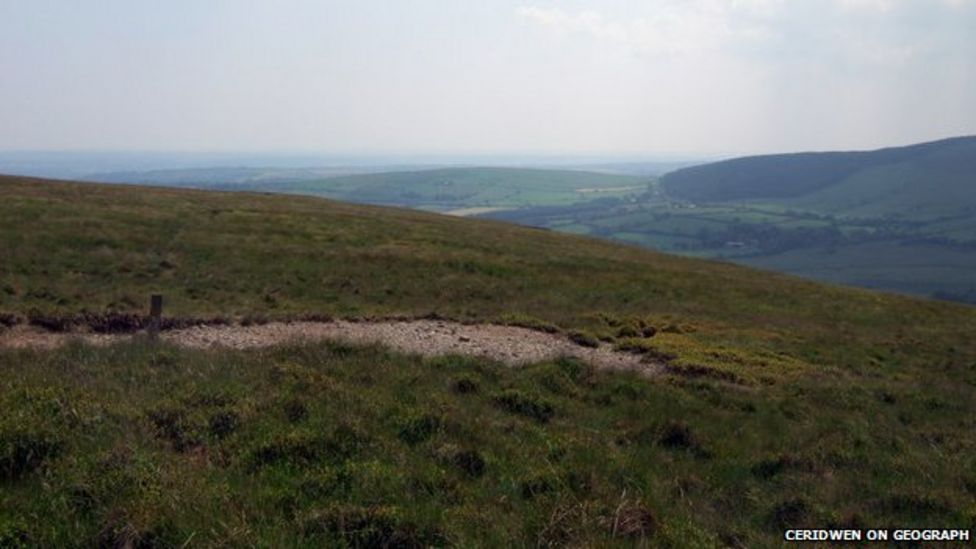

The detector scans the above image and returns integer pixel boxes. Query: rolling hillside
[83,166,408,187]
[2,175,976,546]
[5,175,971,349]
[661,136,976,218]
[186,167,649,213]
[490,136,976,302]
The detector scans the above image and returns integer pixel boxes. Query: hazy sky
[1,0,974,155]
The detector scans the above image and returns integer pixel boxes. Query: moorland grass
[2,176,976,545]
[1,341,974,546]
[3,175,975,383]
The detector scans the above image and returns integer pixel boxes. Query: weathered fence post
[148,294,163,340]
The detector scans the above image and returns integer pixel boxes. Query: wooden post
[148,294,162,339]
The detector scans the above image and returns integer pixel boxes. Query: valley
[67,137,976,303]
[488,137,976,302]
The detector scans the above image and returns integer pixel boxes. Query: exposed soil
[0,320,661,375]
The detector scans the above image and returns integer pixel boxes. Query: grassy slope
[662,136,976,219]
[230,167,649,211]
[3,175,976,546]
[4,174,975,375]
[789,149,976,218]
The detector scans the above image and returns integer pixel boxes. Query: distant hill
[83,166,416,186]
[222,167,649,212]
[662,136,976,218]
[485,137,976,302]
[82,166,649,214]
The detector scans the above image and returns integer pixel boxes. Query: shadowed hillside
[662,136,976,217]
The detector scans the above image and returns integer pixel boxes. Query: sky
[1,0,974,156]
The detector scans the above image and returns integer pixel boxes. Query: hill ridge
[661,135,976,203]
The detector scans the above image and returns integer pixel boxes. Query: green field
[206,167,649,213]
[3,175,976,546]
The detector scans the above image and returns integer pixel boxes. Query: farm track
[0,319,661,375]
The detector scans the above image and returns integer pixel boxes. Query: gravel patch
[0,320,661,375]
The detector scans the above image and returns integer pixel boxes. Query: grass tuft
[491,390,555,423]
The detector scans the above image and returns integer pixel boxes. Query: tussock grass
[3,175,976,388]
[2,177,976,544]
[1,340,974,546]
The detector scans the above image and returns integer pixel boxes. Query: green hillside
[2,176,976,546]
[490,137,976,302]
[85,166,390,187]
[661,136,976,218]
[212,167,649,213]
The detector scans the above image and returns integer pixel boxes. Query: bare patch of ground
[443,206,514,217]
[0,320,660,375]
